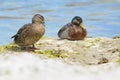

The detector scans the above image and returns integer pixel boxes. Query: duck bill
[80,23,85,29]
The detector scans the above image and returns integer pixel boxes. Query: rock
[0,37,120,65]
[36,37,120,65]
[0,37,120,80]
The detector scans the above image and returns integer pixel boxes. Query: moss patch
[34,49,68,59]
[85,37,101,48]
[0,43,21,53]
[113,36,120,39]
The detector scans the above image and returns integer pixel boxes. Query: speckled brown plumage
[11,14,45,49]
[58,16,87,40]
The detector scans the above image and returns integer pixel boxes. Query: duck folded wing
[11,24,31,39]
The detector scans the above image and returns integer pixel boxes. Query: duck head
[71,16,85,28]
[32,14,45,24]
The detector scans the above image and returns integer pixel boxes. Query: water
[0,0,120,45]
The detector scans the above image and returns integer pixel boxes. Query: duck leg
[32,44,38,50]
[32,44,35,49]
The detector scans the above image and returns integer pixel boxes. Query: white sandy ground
[0,52,120,80]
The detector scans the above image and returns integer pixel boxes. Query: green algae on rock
[113,35,120,39]
[0,43,17,52]
[0,43,25,53]
[34,49,68,59]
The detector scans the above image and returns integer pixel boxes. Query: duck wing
[11,24,31,39]
[58,23,71,37]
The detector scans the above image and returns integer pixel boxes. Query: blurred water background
[0,0,120,45]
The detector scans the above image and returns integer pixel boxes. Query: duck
[58,16,87,40]
[11,14,45,50]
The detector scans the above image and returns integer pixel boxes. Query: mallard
[11,14,45,49]
[58,16,87,40]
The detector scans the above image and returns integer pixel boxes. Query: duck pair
[11,14,87,49]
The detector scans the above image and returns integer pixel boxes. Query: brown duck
[11,14,45,49]
[58,16,87,40]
